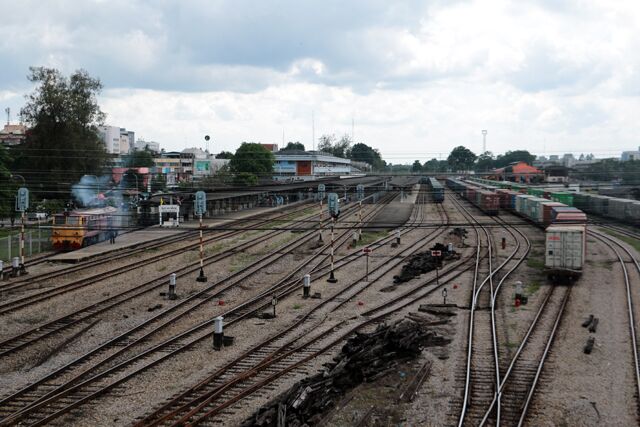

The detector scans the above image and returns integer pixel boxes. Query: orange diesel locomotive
[52,207,118,251]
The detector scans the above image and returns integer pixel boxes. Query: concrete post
[303,274,311,298]
[11,257,19,278]
[0,260,3,281]
[396,229,401,245]
[213,316,224,350]
[168,273,177,300]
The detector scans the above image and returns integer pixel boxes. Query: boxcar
[545,225,586,280]
[427,177,444,203]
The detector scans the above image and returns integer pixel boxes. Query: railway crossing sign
[356,184,365,201]
[15,187,29,212]
[195,191,207,216]
[431,250,442,257]
[327,193,340,218]
[362,247,372,255]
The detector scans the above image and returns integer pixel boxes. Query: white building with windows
[621,147,640,161]
[273,150,352,181]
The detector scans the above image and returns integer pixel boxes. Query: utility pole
[482,130,488,154]
[312,110,315,151]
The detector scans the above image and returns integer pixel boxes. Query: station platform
[49,201,309,263]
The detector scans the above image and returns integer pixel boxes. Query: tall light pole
[482,130,488,154]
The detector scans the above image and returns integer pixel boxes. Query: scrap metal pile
[393,243,460,284]
[241,317,451,427]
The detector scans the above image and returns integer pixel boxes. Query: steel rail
[0,196,396,425]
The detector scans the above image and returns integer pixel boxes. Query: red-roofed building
[493,162,543,183]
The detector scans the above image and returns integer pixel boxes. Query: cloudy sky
[1,0,639,162]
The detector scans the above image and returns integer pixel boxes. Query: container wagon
[545,225,586,281]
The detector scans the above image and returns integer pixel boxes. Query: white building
[135,139,160,153]
[621,147,640,161]
[273,150,351,181]
[97,125,122,154]
[97,125,135,154]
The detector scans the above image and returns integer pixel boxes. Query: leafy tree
[215,151,234,159]
[229,142,275,184]
[13,67,109,197]
[447,146,477,172]
[282,141,305,151]
[333,134,352,158]
[0,145,15,219]
[233,172,258,186]
[317,134,336,153]
[494,150,536,168]
[475,151,495,172]
[349,143,385,170]
[423,158,448,173]
[124,149,154,167]
[150,174,166,193]
[411,160,423,173]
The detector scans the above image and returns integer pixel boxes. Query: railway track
[0,198,378,358]
[0,202,315,299]
[448,193,540,426]
[587,229,640,420]
[0,192,399,425]
[131,187,480,426]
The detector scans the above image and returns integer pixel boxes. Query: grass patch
[526,257,545,270]
[356,231,388,247]
[0,228,19,239]
[601,229,640,253]
[292,304,302,310]
[505,341,519,349]
[229,253,256,272]
[256,234,297,255]
[204,242,228,256]
[526,281,540,295]
[157,265,167,272]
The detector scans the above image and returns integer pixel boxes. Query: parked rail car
[427,177,444,203]
[445,178,498,215]
[545,225,586,280]
[52,206,118,251]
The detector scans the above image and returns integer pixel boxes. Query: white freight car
[544,225,586,281]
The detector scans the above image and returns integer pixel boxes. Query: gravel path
[526,233,638,426]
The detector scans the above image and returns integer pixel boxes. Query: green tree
[229,142,275,185]
[124,149,154,167]
[475,151,495,172]
[317,134,336,153]
[0,145,15,219]
[349,143,385,170]
[282,141,305,151]
[411,160,423,173]
[447,146,477,171]
[12,67,109,197]
[494,150,536,168]
[215,151,234,159]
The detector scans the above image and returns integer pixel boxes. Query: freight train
[466,177,587,280]
[469,177,640,226]
[446,178,499,215]
[427,177,444,203]
[52,207,118,251]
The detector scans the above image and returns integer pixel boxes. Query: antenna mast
[482,129,488,154]
[312,110,315,151]
[351,116,354,141]
[5,107,9,125]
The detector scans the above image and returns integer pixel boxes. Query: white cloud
[1,0,639,159]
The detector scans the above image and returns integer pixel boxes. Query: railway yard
[1,179,640,426]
